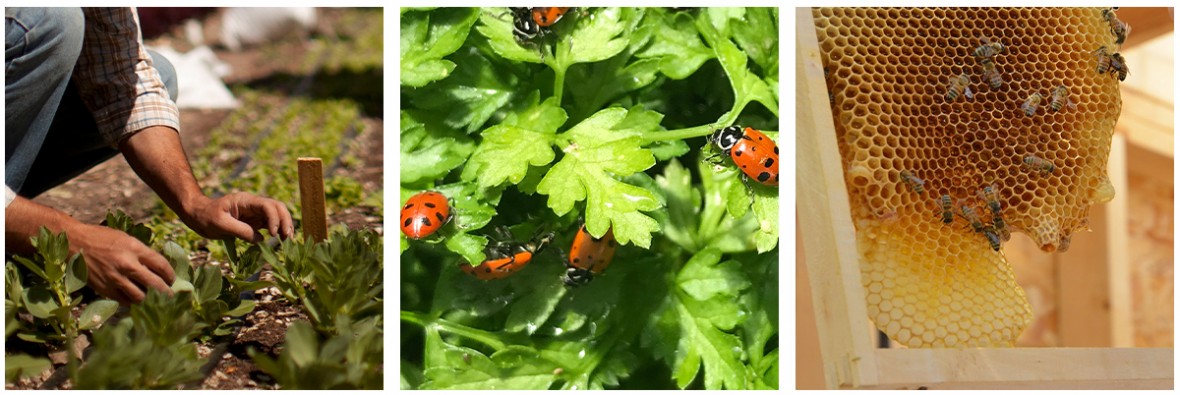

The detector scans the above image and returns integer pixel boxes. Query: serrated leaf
[504,279,566,334]
[637,11,713,79]
[552,7,627,65]
[730,8,777,75]
[78,300,119,330]
[655,159,700,250]
[408,47,520,134]
[697,13,777,118]
[463,98,563,189]
[400,8,480,87]
[537,107,661,247]
[751,187,779,252]
[400,111,476,183]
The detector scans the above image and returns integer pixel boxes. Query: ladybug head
[562,267,593,287]
[511,8,541,43]
[710,125,745,151]
[528,231,556,254]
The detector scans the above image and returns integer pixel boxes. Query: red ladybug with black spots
[562,224,617,287]
[461,227,555,280]
[510,7,571,43]
[400,191,452,240]
[709,125,779,187]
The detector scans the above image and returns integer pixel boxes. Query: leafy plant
[162,241,258,339]
[75,290,205,389]
[262,230,383,336]
[251,319,383,389]
[401,7,778,390]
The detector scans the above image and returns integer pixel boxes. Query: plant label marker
[298,157,328,242]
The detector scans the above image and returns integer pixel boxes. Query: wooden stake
[298,157,327,242]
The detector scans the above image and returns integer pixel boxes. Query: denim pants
[5,7,177,198]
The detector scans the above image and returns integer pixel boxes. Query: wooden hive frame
[795,7,1173,389]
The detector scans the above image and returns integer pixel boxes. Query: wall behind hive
[1126,144,1173,347]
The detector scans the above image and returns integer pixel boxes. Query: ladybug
[400,191,452,240]
[462,227,555,280]
[709,125,779,187]
[509,7,571,43]
[562,224,617,287]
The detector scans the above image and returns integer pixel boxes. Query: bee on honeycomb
[945,74,973,101]
[1049,85,1076,112]
[979,58,1004,89]
[1021,92,1044,116]
[1102,7,1131,46]
[1110,52,1130,81]
[899,170,925,193]
[937,194,954,224]
[1023,155,1056,174]
[973,37,1006,60]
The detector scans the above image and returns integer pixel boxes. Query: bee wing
[964,85,974,99]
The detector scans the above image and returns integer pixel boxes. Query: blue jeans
[5,7,177,198]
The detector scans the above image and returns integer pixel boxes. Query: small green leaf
[171,278,195,293]
[401,110,474,185]
[78,300,119,330]
[504,279,566,334]
[462,97,564,189]
[400,8,481,87]
[407,48,521,134]
[22,285,58,319]
[162,242,192,284]
[193,265,223,302]
[556,8,627,65]
[637,11,714,79]
[225,300,257,317]
[5,354,51,382]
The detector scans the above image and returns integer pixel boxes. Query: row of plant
[401,7,778,390]
[6,212,383,389]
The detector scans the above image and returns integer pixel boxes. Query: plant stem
[640,124,718,144]
[400,311,507,351]
[553,64,567,107]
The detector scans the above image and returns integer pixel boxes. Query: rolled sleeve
[74,7,179,147]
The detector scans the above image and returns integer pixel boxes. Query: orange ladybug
[400,191,451,240]
[461,228,554,280]
[709,126,779,186]
[562,224,617,287]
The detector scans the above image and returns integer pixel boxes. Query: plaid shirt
[4,8,178,208]
[77,7,180,147]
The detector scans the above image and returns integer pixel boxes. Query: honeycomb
[813,8,1123,347]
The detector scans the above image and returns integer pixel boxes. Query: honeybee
[960,206,986,233]
[1049,85,1076,112]
[1110,52,1129,81]
[993,217,1011,241]
[979,58,1003,89]
[1094,46,1113,74]
[1102,7,1130,46]
[945,74,973,101]
[1021,92,1044,116]
[982,228,1002,251]
[937,194,954,224]
[1023,155,1055,175]
[973,37,1006,60]
[900,170,925,194]
[978,185,1001,216]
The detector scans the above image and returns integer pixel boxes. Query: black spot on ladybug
[403,218,413,227]
[424,202,437,208]
[763,158,774,167]
[481,267,492,273]
[758,172,772,182]
[734,149,743,157]
[573,258,581,264]
[421,218,433,227]
[434,212,446,222]
[773,146,779,155]
[403,203,414,209]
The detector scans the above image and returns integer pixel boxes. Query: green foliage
[251,320,383,389]
[262,230,383,336]
[5,353,51,383]
[6,228,105,347]
[76,291,205,389]
[401,7,778,389]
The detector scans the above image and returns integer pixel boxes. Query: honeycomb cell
[816,7,1120,348]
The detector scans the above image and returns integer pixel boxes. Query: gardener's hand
[183,192,295,242]
[5,196,173,305]
[70,224,176,305]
